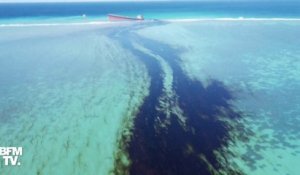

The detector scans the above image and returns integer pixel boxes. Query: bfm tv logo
[0,147,22,166]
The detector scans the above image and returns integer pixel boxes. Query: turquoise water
[0,24,149,175]
[1,19,300,175]
[1,2,300,175]
[137,21,300,174]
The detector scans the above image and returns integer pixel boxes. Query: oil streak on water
[111,23,249,175]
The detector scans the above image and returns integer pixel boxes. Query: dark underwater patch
[111,23,248,175]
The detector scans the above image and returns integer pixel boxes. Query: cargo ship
[108,14,144,21]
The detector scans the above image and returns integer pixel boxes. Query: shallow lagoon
[139,21,300,175]
[0,20,300,175]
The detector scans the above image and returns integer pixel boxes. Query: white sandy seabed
[1,19,300,175]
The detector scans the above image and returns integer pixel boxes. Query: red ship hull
[108,14,144,21]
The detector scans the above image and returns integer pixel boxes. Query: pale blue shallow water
[136,21,300,175]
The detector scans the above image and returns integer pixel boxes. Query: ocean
[0,1,300,175]
[1,1,300,24]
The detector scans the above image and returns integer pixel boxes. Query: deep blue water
[0,1,300,21]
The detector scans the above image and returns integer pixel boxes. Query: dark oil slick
[110,22,248,175]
